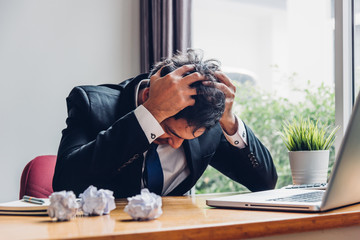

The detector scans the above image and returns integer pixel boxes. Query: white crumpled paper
[124,188,163,221]
[48,191,79,221]
[79,185,116,216]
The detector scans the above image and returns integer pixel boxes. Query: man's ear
[141,87,150,103]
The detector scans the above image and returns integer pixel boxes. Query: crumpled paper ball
[79,185,116,216]
[124,188,163,221]
[48,191,79,221]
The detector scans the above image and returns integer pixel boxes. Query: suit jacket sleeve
[53,86,148,195]
[210,123,278,191]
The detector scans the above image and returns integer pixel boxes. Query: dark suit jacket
[53,74,278,198]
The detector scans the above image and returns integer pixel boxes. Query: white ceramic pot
[289,150,329,185]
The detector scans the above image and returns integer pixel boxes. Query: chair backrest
[19,155,57,199]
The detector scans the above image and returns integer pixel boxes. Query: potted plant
[281,118,339,185]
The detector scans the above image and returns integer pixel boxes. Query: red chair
[19,155,57,199]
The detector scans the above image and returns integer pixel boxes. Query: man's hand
[143,65,206,123]
[204,71,238,135]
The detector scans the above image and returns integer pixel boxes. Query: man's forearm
[211,124,277,192]
[53,87,151,194]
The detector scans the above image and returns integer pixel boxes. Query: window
[192,0,336,193]
[355,0,360,98]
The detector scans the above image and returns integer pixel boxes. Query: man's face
[154,117,206,149]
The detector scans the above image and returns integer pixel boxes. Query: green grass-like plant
[281,118,339,151]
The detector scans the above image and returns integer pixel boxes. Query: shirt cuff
[134,105,165,143]
[222,115,247,149]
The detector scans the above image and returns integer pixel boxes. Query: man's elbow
[52,170,64,192]
[268,169,278,189]
[254,168,278,191]
[52,160,72,193]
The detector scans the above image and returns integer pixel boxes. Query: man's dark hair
[149,49,226,134]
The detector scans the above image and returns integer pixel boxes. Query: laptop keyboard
[283,183,327,190]
[267,191,324,203]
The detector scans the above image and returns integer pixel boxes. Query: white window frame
[334,0,355,153]
[191,0,356,194]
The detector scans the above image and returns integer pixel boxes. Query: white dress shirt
[133,79,248,195]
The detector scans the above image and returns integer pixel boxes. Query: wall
[0,0,140,202]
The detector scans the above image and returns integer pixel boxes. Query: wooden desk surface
[1,194,360,240]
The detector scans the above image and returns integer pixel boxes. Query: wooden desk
[1,194,360,240]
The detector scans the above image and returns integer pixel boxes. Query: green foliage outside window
[195,81,336,194]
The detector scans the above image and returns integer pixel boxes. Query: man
[53,49,277,198]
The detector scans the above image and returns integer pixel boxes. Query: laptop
[207,92,360,212]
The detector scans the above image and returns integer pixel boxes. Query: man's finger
[215,71,236,92]
[183,72,207,85]
[186,88,197,96]
[186,97,196,107]
[209,81,234,97]
[172,64,195,76]
[212,81,229,92]
[152,66,165,78]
